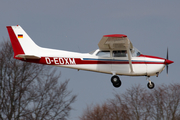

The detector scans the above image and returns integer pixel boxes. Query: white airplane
[6,25,174,89]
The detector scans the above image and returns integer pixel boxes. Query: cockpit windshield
[96,51,110,57]
[89,50,96,54]
[131,47,141,57]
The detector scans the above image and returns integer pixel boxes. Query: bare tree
[80,96,132,120]
[80,84,180,120]
[121,85,153,120]
[151,84,180,120]
[80,103,114,120]
[0,40,77,120]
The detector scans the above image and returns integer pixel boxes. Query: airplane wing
[98,34,133,50]
[98,34,134,73]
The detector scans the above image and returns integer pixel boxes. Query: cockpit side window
[96,51,110,57]
[113,50,127,57]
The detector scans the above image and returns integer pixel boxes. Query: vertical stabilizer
[6,25,40,58]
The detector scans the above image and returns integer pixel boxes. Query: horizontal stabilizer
[15,54,41,59]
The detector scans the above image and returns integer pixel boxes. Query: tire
[113,81,121,88]
[147,82,155,89]
[111,75,121,88]
[111,75,119,84]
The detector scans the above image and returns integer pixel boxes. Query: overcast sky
[0,1,179,119]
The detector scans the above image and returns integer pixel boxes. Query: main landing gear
[146,76,155,89]
[111,75,121,88]
[110,75,155,89]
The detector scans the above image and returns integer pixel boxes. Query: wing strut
[125,45,134,73]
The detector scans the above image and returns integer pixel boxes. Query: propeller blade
[166,64,168,75]
[166,48,168,75]
[167,47,169,60]
[164,47,173,75]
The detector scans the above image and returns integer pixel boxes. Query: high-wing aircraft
[6,25,174,89]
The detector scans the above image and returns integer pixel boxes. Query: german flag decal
[18,34,23,38]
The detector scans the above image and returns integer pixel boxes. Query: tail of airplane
[6,25,41,59]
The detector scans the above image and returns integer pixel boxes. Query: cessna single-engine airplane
[6,25,174,89]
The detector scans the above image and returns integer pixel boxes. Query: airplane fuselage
[21,49,167,77]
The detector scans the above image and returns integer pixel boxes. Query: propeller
[166,48,169,75]
[164,48,173,75]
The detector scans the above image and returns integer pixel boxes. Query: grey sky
[0,1,179,119]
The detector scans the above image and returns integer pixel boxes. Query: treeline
[80,84,180,120]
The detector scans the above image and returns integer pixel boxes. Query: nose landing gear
[146,77,155,89]
[111,75,121,88]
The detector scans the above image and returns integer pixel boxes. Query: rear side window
[96,51,110,57]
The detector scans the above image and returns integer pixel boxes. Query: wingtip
[103,34,127,38]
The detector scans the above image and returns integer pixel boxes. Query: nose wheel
[111,75,121,88]
[146,77,155,89]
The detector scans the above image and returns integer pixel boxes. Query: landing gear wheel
[113,82,121,88]
[147,82,155,89]
[111,75,121,88]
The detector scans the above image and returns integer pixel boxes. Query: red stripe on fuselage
[139,54,164,60]
[20,57,165,65]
